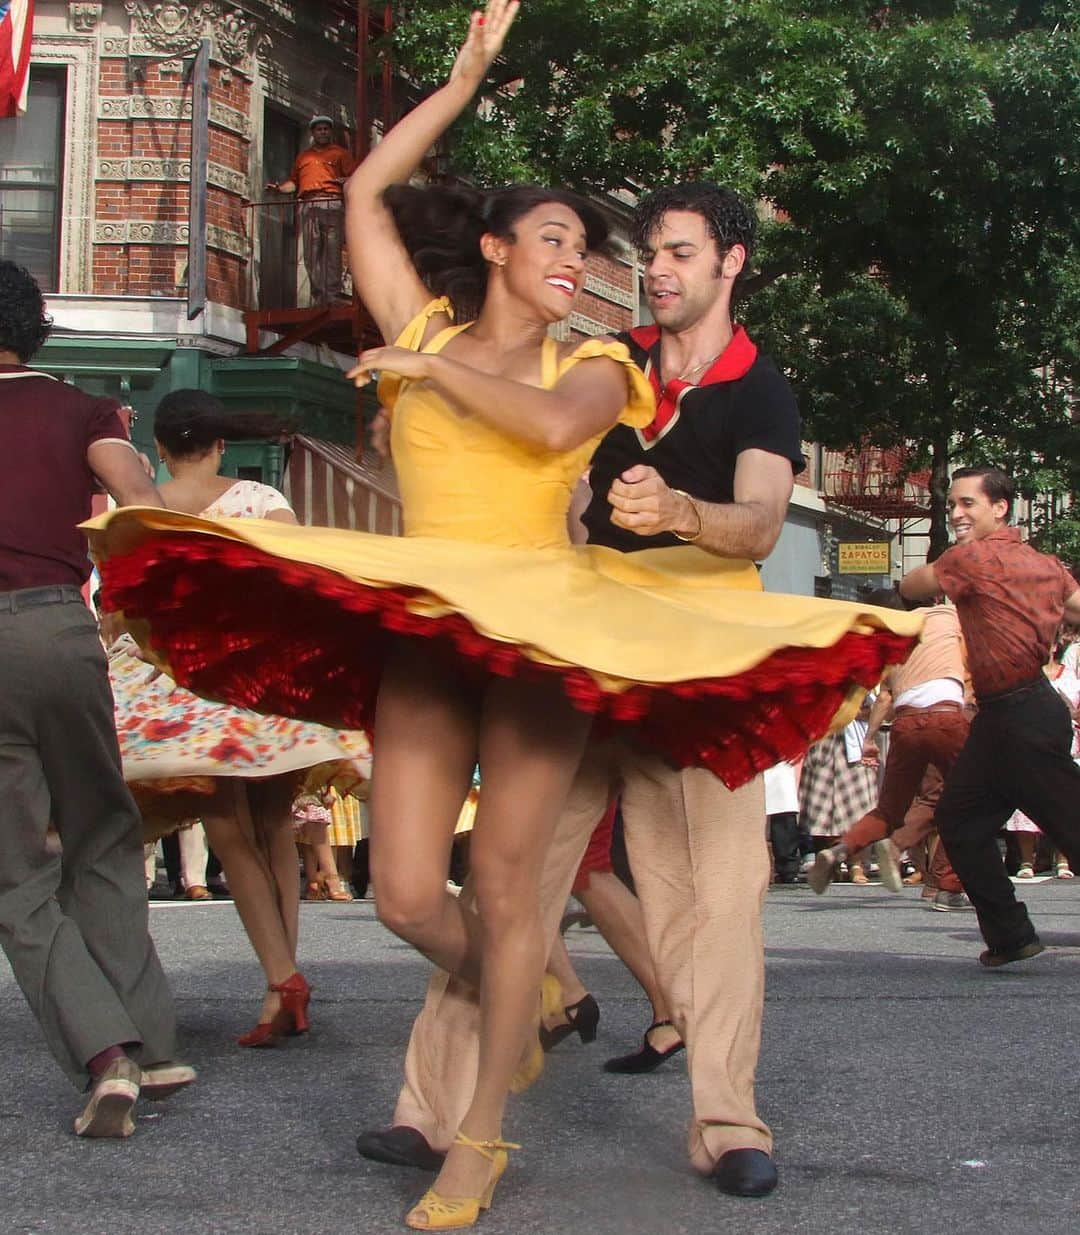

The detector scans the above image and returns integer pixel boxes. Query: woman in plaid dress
[799,695,879,880]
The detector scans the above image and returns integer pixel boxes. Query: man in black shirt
[358,184,802,1199]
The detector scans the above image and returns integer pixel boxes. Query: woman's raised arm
[345,1,519,345]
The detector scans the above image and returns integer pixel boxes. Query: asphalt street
[2,878,1078,1235]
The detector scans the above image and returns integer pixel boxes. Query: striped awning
[285,434,401,534]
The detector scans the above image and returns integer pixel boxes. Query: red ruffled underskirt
[100,535,914,790]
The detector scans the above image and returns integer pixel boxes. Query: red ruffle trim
[100,534,915,790]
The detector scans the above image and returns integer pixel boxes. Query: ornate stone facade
[68,2,104,31]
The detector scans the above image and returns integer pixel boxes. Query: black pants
[769,812,802,880]
[935,677,1080,953]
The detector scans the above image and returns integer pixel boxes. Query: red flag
[0,1,35,119]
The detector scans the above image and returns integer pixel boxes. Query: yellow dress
[87,300,921,789]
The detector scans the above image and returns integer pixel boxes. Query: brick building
[1,1,907,594]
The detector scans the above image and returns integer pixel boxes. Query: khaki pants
[393,740,771,1167]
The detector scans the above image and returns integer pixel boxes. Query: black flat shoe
[539,993,600,1051]
[355,1125,446,1171]
[603,1019,685,1074]
[711,1148,778,1197]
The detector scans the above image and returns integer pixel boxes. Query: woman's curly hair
[383,183,613,321]
[0,261,53,362]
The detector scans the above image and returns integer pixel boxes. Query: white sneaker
[808,848,842,895]
[874,839,903,893]
[140,1061,197,1100]
[74,1056,141,1138]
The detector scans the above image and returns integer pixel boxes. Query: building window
[0,67,67,291]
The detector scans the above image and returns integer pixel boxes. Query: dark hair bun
[154,389,294,457]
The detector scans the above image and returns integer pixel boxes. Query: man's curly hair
[0,261,52,362]
[630,182,757,288]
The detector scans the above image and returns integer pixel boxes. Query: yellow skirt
[87,508,921,789]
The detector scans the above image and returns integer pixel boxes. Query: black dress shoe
[355,1125,446,1171]
[711,1148,778,1197]
[539,993,600,1052]
[603,1020,685,1074]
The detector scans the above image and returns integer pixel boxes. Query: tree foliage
[391,2,1080,553]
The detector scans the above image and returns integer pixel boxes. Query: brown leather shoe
[185,885,212,901]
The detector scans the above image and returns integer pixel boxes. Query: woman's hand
[449,0,520,86]
[347,346,433,388]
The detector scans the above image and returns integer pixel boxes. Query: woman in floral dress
[109,390,369,1045]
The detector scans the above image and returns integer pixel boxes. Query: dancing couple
[90,1,918,1223]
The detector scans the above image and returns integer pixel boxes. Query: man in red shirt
[268,115,356,303]
[901,466,1080,966]
[0,261,194,1136]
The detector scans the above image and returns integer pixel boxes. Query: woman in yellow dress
[88,2,919,1225]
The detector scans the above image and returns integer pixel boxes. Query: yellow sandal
[404,1131,521,1230]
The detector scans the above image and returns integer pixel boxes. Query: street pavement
[2,878,1079,1235]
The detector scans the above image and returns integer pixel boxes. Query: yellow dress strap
[540,336,560,389]
[390,296,454,350]
[554,337,656,429]
[379,297,469,410]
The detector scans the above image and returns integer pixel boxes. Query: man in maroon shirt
[0,260,194,1136]
[901,466,1080,966]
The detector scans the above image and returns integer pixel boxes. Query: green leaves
[389,0,1080,526]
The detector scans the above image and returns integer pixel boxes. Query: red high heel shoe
[236,973,311,1048]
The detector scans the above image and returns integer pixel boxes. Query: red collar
[629,325,758,442]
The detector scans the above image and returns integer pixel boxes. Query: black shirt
[582,325,804,552]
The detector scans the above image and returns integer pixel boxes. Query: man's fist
[608,464,697,538]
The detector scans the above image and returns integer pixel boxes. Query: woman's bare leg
[369,643,486,981]
[302,819,340,892]
[579,872,679,1048]
[424,676,591,1206]
[202,781,296,1024]
[248,776,303,961]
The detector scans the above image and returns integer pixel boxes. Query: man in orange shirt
[268,116,355,303]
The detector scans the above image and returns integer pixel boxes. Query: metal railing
[242,195,351,313]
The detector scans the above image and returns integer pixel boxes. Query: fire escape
[821,445,932,523]
[241,3,394,359]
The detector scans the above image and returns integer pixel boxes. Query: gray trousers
[301,198,344,303]
[0,586,175,1088]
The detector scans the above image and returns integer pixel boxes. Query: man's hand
[608,465,698,539]
[899,562,942,603]
[860,739,881,768]
[370,407,392,460]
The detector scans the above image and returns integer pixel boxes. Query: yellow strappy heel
[404,1131,521,1230]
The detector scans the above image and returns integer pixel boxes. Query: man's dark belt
[976,676,1047,707]
[0,584,85,613]
[892,700,965,720]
